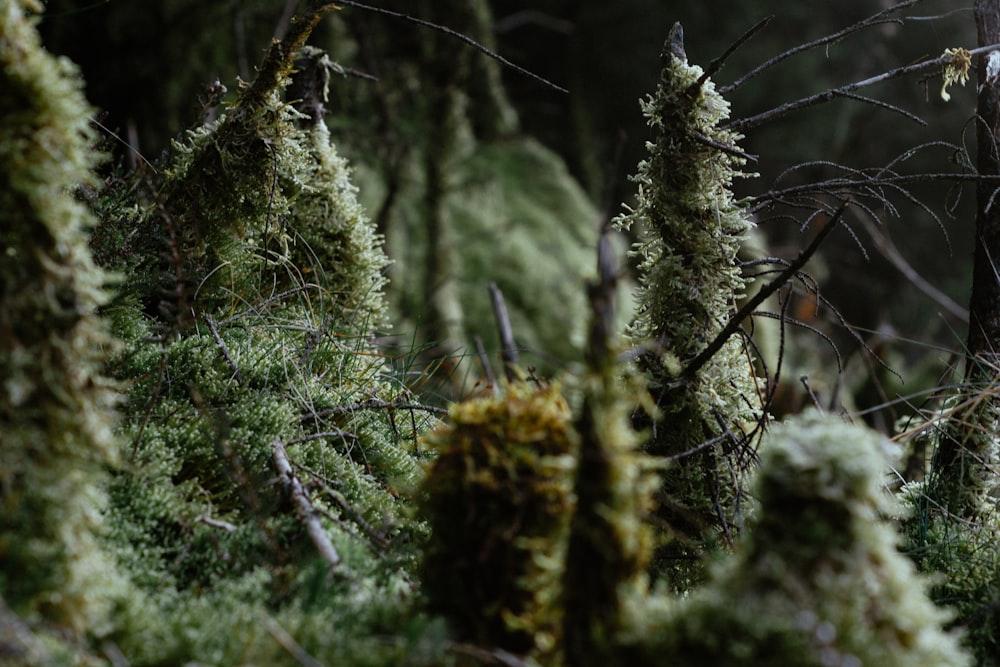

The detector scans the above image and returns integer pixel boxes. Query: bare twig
[332,0,568,93]
[858,215,969,322]
[271,438,342,569]
[204,314,242,381]
[697,14,774,87]
[682,202,849,382]
[263,617,325,667]
[728,42,1000,132]
[474,334,498,389]
[304,398,448,419]
[720,0,922,94]
[489,282,519,382]
[198,514,238,532]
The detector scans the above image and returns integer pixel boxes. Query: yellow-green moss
[419,382,577,660]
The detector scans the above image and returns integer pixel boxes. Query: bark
[967,0,1000,368]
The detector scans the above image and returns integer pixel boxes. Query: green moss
[419,382,577,660]
[0,0,125,642]
[630,413,969,667]
[562,284,657,666]
[613,27,762,585]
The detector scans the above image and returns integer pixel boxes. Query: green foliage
[613,28,762,584]
[0,0,124,644]
[419,381,577,660]
[629,412,970,667]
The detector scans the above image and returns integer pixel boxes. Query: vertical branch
[489,283,519,382]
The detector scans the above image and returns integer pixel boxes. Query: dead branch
[728,42,1000,132]
[681,202,849,383]
[271,438,342,569]
[332,0,568,93]
[721,0,922,95]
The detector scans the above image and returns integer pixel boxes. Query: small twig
[728,42,1000,132]
[858,216,969,322]
[682,202,849,381]
[263,617,325,667]
[304,398,448,419]
[697,14,774,87]
[720,0,922,94]
[489,282,519,382]
[332,0,568,93]
[283,430,358,445]
[688,130,758,162]
[204,314,242,381]
[198,514,238,532]
[474,334,498,388]
[271,438,342,569]
[308,476,390,551]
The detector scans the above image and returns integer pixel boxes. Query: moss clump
[84,12,440,663]
[0,0,124,643]
[630,412,969,667]
[419,381,577,660]
[614,25,762,586]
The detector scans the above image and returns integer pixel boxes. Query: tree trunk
[967,0,1000,367]
[928,0,1000,518]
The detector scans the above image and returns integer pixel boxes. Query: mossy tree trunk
[929,0,1000,518]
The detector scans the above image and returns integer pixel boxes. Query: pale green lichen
[629,412,970,667]
[0,0,125,645]
[613,27,762,585]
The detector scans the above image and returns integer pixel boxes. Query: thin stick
[263,617,325,667]
[728,42,1000,132]
[720,0,922,94]
[332,0,568,93]
[697,15,774,87]
[489,282,519,382]
[682,202,849,381]
[474,334,498,388]
[204,314,242,380]
[271,438,342,569]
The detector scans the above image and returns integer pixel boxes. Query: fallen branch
[271,438,342,569]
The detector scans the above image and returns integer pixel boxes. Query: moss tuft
[419,381,577,660]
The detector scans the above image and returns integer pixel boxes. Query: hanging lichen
[629,412,970,667]
[613,24,762,585]
[0,0,124,644]
[419,381,577,661]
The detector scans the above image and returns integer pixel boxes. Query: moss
[629,413,969,667]
[613,26,762,585]
[562,249,657,667]
[0,0,126,643]
[419,381,577,661]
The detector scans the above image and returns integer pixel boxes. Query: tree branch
[682,202,849,382]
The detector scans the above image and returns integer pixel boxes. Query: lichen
[613,25,762,585]
[629,412,970,667]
